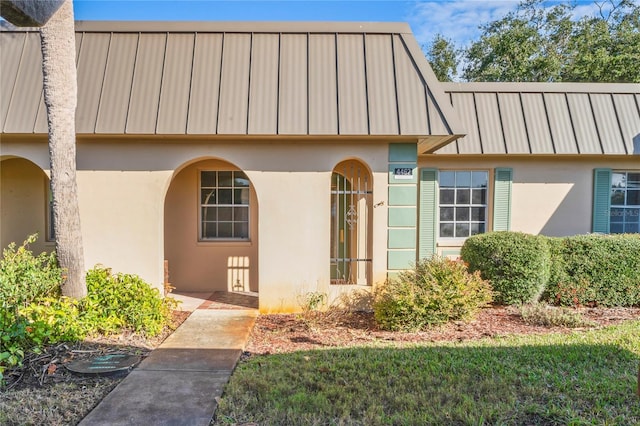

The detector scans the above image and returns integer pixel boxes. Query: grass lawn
[214,321,640,425]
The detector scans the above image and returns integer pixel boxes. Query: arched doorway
[330,159,373,285]
[164,159,258,306]
[0,157,53,254]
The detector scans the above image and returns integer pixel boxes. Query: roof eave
[418,135,464,154]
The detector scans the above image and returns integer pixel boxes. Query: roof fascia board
[398,33,465,137]
[443,82,640,94]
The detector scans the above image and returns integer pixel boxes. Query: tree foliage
[426,0,640,82]
[426,34,459,82]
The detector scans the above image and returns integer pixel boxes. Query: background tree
[426,34,459,82]
[425,0,639,83]
[1,0,87,298]
[562,1,640,82]
[463,0,575,81]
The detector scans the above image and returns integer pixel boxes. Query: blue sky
[73,0,604,47]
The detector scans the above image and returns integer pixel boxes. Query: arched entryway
[0,157,53,254]
[164,158,258,307]
[330,159,373,285]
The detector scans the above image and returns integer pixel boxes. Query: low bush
[0,235,64,380]
[83,266,177,336]
[1,236,178,383]
[544,234,640,307]
[19,297,88,344]
[519,303,595,328]
[461,232,550,305]
[0,234,62,309]
[373,256,493,331]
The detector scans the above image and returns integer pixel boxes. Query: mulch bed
[246,306,640,355]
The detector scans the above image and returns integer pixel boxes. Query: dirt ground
[1,306,639,425]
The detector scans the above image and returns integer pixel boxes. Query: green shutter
[419,168,438,259]
[493,168,513,231]
[592,168,612,233]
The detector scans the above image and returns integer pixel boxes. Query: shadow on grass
[217,327,640,425]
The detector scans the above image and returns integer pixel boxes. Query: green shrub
[544,234,640,307]
[19,297,88,344]
[0,238,177,383]
[0,309,27,379]
[519,303,595,328]
[373,256,493,331]
[0,234,62,309]
[461,232,550,305]
[83,266,177,336]
[0,235,63,379]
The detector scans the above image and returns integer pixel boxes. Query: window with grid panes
[610,171,639,233]
[200,171,250,240]
[439,171,488,238]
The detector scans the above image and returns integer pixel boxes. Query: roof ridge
[1,20,413,34]
[442,81,640,94]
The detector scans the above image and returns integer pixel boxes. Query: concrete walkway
[79,308,258,426]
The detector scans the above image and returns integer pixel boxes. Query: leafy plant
[373,256,493,331]
[0,235,63,380]
[0,234,62,309]
[461,232,550,305]
[297,292,327,313]
[83,266,177,337]
[0,237,178,384]
[19,297,87,344]
[296,292,328,328]
[519,303,595,328]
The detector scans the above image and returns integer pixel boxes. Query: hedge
[461,232,640,307]
[544,234,640,307]
[460,232,550,305]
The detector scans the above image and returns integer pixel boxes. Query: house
[1,21,638,312]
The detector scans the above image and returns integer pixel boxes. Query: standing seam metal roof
[438,82,640,155]
[0,21,463,152]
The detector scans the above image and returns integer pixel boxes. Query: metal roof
[437,82,640,155]
[0,21,463,152]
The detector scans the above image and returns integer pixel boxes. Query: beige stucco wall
[1,139,390,313]
[421,155,640,255]
[0,157,53,254]
[6,137,633,313]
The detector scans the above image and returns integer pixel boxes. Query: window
[610,171,640,234]
[200,171,250,240]
[438,171,488,238]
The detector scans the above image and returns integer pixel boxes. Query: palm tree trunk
[39,0,86,299]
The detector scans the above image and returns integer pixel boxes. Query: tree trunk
[39,0,86,299]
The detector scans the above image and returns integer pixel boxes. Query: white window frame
[610,170,640,234]
[437,170,489,241]
[199,170,251,242]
